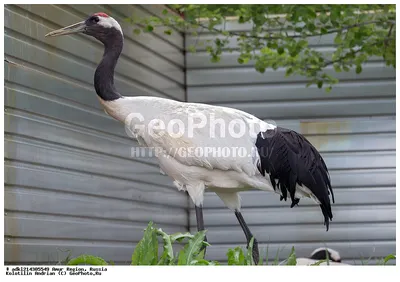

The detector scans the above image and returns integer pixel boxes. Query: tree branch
[384,23,395,46]
[197,19,394,40]
[322,49,363,67]
[258,37,393,77]
[319,37,393,68]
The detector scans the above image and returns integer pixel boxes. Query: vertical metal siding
[4,4,188,264]
[186,22,396,264]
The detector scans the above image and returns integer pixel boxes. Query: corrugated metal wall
[4,4,188,264]
[185,21,396,264]
[4,5,396,265]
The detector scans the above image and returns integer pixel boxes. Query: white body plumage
[100,96,323,211]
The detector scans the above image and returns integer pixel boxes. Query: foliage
[128,4,395,91]
[63,222,396,266]
[285,247,298,265]
[227,237,256,265]
[377,254,397,266]
[131,221,159,265]
[66,255,109,266]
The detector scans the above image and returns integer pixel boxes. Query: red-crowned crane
[45,12,334,264]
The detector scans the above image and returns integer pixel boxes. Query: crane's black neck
[94,31,124,101]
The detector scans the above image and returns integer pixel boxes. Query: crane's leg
[195,205,208,254]
[185,184,208,254]
[235,210,260,264]
[212,190,259,264]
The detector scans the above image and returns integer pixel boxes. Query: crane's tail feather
[255,126,334,231]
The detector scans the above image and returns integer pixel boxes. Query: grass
[64,222,396,266]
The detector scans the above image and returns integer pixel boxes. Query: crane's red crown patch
[93,12,109,18]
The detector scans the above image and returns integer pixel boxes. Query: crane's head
[45,12,123,43]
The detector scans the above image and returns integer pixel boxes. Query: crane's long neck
[94,32,124,101]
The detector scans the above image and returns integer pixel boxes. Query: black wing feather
[255,127,334,230]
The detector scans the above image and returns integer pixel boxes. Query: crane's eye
[92,17,100,23]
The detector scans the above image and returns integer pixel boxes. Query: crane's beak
[45,21,86,37]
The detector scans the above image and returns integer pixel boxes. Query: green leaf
[273,248,281,265]
[325,249,330,266]
[264,245,269,265]
[260,47,272,54]
[334,33,342,44]
[191,259,209,265]
[205,46,213,53]
[211,55,221,63]
[333,64,341,73]
[162,9,168,15]
[317,80,323,88]
[195,248,206,261]
[67,255,108,266]
[285,67,294,77]
[319,13,329,24]
[298,39,308,48]
[191,259,220,266]
[258,247,264,265]
[295,27,303,33]
[311,259,328,266]
[156,228,174,265]
[245,237,255,265]
[177,230,207,265]
[146,25,154,32]
[356,65,362,74]
[330,8,341,23]
[227,246,245,265]
[306,7,317,19]
[164,29,172,35]
[170,232,195,243]
[188,45,196,53]
[286,247,297,265]
[277,47,285,55]
[131,222,158,265]
[383,254,396,265]
[256,66,266,73]
[270,41,278,49]
[133,28,141,35]
[325,86,332,93]
[123,17,134,24]
[307,23,316,32]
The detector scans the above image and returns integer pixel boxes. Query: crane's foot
[235,211,260,265]
[247,237,260,265]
